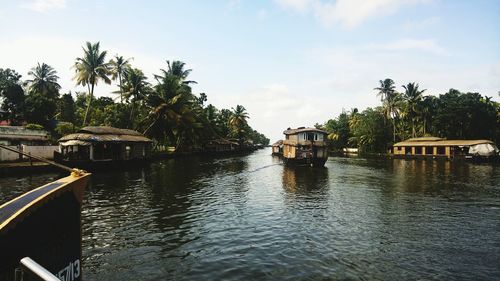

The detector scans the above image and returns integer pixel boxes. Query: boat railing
[16,257,61,281]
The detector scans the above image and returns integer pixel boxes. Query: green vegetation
[318,79,500,153]
[0,41,270,149]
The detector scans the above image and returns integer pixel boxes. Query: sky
[0,0,499,141]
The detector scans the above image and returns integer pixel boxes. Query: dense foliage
[0,41,270,149]
[318,79,500,153]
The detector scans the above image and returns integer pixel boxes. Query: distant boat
[0,170,90,280]
[281,127,329,167]
[390,136,500,161]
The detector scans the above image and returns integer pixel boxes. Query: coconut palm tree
[374,78,396,102]
[229,105,249,145]
[143,61,199,149]
[109,55,132,103]
[120,67,150,127]
[73,41,111,126]
[402,82,426,138]
[26,63,61,96]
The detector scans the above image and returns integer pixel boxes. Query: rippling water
[1,148,499,280]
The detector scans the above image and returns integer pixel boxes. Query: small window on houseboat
[415,147,422,154]
[425,147,433,155]
[315,134,318,140]
[437,147,445,155]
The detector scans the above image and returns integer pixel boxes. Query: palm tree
[26,63,61,96]
[402,82,426,138]
[120,67,150,127]
[229,105,249,145]
[144,61,200,149]
[73,41,111,126]
[374,78,396,102]
[385,92,403,142]
[109,55,132,103]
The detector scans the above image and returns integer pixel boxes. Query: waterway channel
[1,148,499,280]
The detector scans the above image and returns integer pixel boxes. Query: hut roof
[78,126,143,136]
[59,126,152,143]
[283,127,327,135]
[394,139,494,147]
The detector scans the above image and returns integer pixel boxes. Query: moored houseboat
[54,126,153,169]
[271,140,283,156]
[282,127,329,167]
[0,169,90,280]
[390,137,499,161]
[203,138,239,153]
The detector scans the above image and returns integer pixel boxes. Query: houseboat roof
[283,127,327,135]
[59,126,152,143]
[205,138,239,145]
[394,139,494,147]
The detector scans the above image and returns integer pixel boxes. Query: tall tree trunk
[392,118,396,142]
[83,83,94,126]
[118,72,123,103]
[129,102,135,129]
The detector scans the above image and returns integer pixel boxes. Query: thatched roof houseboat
[391,137,499,160]
[203,138,239,153]
[282,127,329,167]
[55,126,152,168]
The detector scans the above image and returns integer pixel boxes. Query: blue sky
[0,0,499,141]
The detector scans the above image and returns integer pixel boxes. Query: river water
[1,148,499,280]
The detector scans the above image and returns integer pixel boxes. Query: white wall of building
[0,146,22,161]
[22,145,59,160]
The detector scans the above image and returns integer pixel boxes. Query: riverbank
[0,161,58,176]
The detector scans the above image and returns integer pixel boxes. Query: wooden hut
[282,127,329,167]
[391,137,499,160]
[55,126,152,168]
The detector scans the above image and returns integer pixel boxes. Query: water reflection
[0,149,499,280]
[281,166,329,193]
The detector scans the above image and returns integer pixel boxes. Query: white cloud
[0,36,167,99]
[275,0,434,28]
[209,83,334,142]
[365,38,448,55]
[258,9,269,20]
[21,0,67,13]
[402,16,440,31]
[274,0,312,13]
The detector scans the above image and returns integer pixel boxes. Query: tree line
[317,78,500,153]
[0,41,270,150]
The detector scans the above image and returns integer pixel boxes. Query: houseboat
[55,126,153,169]
[0,169,90,280]
[282,127,329,167]
[271,140,283,156]
[203,138,239,153]
[390,137,499,161]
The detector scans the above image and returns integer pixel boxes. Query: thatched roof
[79,126,143,136]
[394,139,494,147]
[59,126,152,143]
[283,127,327,135]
